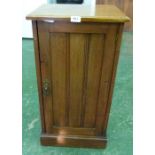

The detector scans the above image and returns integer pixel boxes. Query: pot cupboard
[26,4,129,148]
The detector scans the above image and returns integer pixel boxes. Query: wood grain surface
[33,21,122,148]
[30,11,125,146]
[26,4,130,23]
[96,0,132,31]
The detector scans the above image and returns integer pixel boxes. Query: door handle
[43,80,50,96]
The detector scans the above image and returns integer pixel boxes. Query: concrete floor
[22,32,133,155]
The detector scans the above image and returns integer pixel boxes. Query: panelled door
[37,21,118,137]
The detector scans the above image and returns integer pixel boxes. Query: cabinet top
[26,4,130,23]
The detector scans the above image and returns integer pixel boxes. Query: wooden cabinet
[27,4,129,148]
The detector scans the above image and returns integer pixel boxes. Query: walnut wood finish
[26,4,129,23]
[29,4,129,148]
[96,0,132,31]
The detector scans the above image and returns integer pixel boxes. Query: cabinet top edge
[26,4,130,23]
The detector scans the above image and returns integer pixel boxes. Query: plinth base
[40,133,107,148]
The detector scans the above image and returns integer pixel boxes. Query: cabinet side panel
[83,34,105,128]
[69,34,85,127]
[103,24,124,132]
[32,21,45,132]
[50,33,67,127]
[37,22,54,132]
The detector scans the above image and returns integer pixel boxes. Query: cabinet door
[37,21,118,136]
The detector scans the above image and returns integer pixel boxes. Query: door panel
[38,21,117,136]
[69,34,86,127]
[50,33,67,127]
[84,34,105,128]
